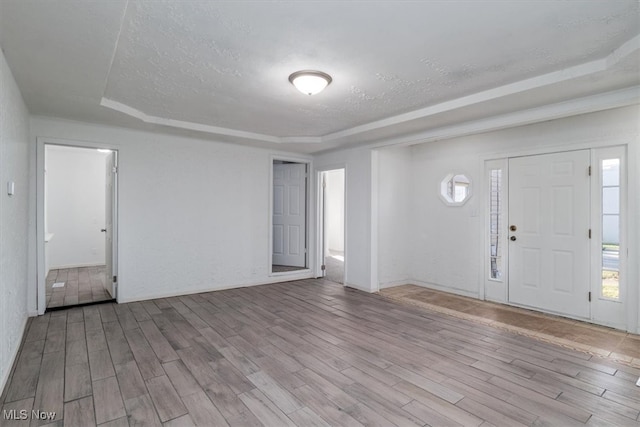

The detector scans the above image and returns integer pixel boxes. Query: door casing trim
[482,144,630,331]
[268,155,313,278]
[36,137,120,315]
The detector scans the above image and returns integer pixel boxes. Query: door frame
[316,166,347,284]
[36,137,120,314]
[482,143,630,330]
[104,150,119,298]
[268,155,313,277]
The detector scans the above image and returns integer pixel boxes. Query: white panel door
[104,152,117,298]
[273,163,306,267]
[508,150,590,318]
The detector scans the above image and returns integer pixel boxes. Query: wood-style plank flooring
[2,279,639,426]
[382,285,640,364]
[46,267,112,309]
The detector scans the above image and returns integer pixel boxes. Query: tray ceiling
[1,1,638,153]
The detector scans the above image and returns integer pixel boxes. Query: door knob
[510,236,516,241]
[510,225,517,231]
[101,229,107,233]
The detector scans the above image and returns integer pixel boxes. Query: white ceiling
[1,1,638,153]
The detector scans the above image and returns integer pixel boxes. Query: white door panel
[273,225,284,255]
[508,150,590,318]
[273,163,306,267]
[104,152,117,298]
[288,225,300,254]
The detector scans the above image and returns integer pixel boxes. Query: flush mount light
[288,70,332,95]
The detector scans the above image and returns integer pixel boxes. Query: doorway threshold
[272,265,307,273]
[45,298,116,313]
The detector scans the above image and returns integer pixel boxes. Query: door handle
[510,236,516,241]
[101,229,107,233]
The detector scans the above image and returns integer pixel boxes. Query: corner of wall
[0,47,32,396]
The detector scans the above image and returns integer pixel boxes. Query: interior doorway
[43,144,118,310]
[271,160,308,273]
[319,168,345,284]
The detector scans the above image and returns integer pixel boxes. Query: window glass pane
[490,257,502,279]
[489,214,500,234]
[454,184,468,202]
[489,169,502,280]
[602,159,619,186]
[490,234,499,256]
[602,272,619,299]
[602,187,619,215]
[602,215,619,245]
[601,157,621,301]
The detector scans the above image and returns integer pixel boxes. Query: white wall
[325,169,345,254]
[46,145,108,270]
[409,140,483,297]
[374,105,639,332]
[0,49,31,395]
[377,146,411,287]
[31,117,313,305]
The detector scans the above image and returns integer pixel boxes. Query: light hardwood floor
[2,279,639,426]
[382,285,640,364]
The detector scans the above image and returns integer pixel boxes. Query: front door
[273,163,306,268]
[508,150,590,318]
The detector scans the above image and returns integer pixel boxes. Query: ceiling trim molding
[100,98,300,144]
[100,34,639,147]
[363,86,640,152]
[322,34,639,143]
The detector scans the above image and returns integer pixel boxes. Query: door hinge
[112,166,118,174]
[321,264,326,271]
[588,291,591,302]
[588,165,591,176]
[113,275,117,283]
[588,229,591,239]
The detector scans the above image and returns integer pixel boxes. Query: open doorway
[319,169,345,284]
[43,144,117,309]
[271,160,309,273]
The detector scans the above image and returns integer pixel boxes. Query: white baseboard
[0,315,29,399]
[344,282,376,293]
[49,262,105,270]
[117,272,315,304]
[410,279,479,299]
[378,279,412,289]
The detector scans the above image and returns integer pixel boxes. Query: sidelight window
[489,169,502,280]
[600,158,620,300]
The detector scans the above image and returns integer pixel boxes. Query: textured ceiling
[1,1,638,153]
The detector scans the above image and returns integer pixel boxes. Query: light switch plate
[7,181,14,196]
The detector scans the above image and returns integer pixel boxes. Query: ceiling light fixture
[288,70,332,95]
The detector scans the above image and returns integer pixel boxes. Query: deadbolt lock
[510,225,517,232]
[510,236,517,241]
